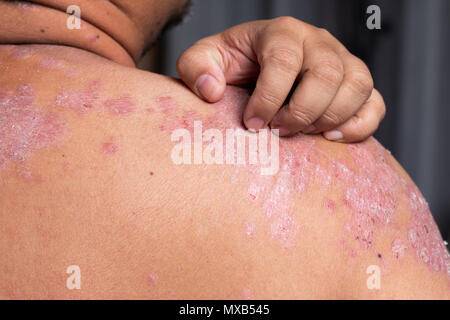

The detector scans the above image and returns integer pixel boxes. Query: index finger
[243,33,303,131]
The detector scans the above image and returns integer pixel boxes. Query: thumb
[176,41,227,102]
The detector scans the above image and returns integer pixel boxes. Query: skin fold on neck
[0,0,143,67]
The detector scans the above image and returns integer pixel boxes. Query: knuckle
[345,120,371,142]
[371,89,387,119]
[176,59,190,78]
[288,104,316,127]
[381,105,386,120]
[321,109,344,126]
[257,89,284,109]
[360,121,377,137]
[377,100,387,120]
[176,54,188,72]
[263,47,301,72]
[311,60,344,87]
[346,69,374,98]
[316,27,332,38]
[176,45,202,71]
[176,48,188,64]
[314,28,341,46]
[273,16,300,29]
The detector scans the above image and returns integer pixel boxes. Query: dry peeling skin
[104,95,136,116]
[154,87,449,281]
[0,84,65,172]
[55,81,101,115]
[0,44,448,297]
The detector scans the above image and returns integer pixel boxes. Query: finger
[308,50,374,133]
[176,38,227,102]
[270,40,344,136]
[323,89,386,142]
[243,31,303,131]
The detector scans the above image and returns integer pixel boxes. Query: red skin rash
[2,75,446,279]
[10,46,32,60]
[0,84,65,172]
[55,81,101,115]
[101,139,119,155]
[406,183,450,274]
[156,96,176,114]
[325,199,336,212]
[391,238,407,259]
[55,82,136,117]
[38,56,62,69]
[155,96,197,133]
[340,142,399,249]
[104,95,136,116]
[152,87,449,279]
[147,273,158,286]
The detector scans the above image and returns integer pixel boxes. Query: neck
[0,0,143,67]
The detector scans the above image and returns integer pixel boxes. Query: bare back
[0,45,448,299]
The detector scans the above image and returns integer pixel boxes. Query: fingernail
[272,127,291,136]
[324,130,343,141]
[195,74,219,100]
[302,124,316,134]
[246,117,265,131]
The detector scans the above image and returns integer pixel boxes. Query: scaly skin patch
[38,56,63,69]
[391,238,407,259]
[406,184,450,275]
[341,141,399,249]
[55,82,136,117]
[104,95,136,116]
[151,87,449,279]
[55,81,101,115]
[10,46,32,60]
[0,84,65,172]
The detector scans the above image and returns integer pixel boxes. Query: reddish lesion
[0,83,65,173]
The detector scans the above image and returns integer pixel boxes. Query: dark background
[144,0,450,241]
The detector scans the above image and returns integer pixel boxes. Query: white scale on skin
[0,84,65,172]
[151,86,450,280]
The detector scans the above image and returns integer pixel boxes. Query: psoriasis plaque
[0,77,447,280]
[151,87,449,279]
[0,84,65,171]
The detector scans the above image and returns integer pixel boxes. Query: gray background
[159,0,450,241]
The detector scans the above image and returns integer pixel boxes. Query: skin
[0,1,449,299]
[177,17,386,141]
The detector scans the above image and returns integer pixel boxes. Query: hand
[176,17,386,142]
